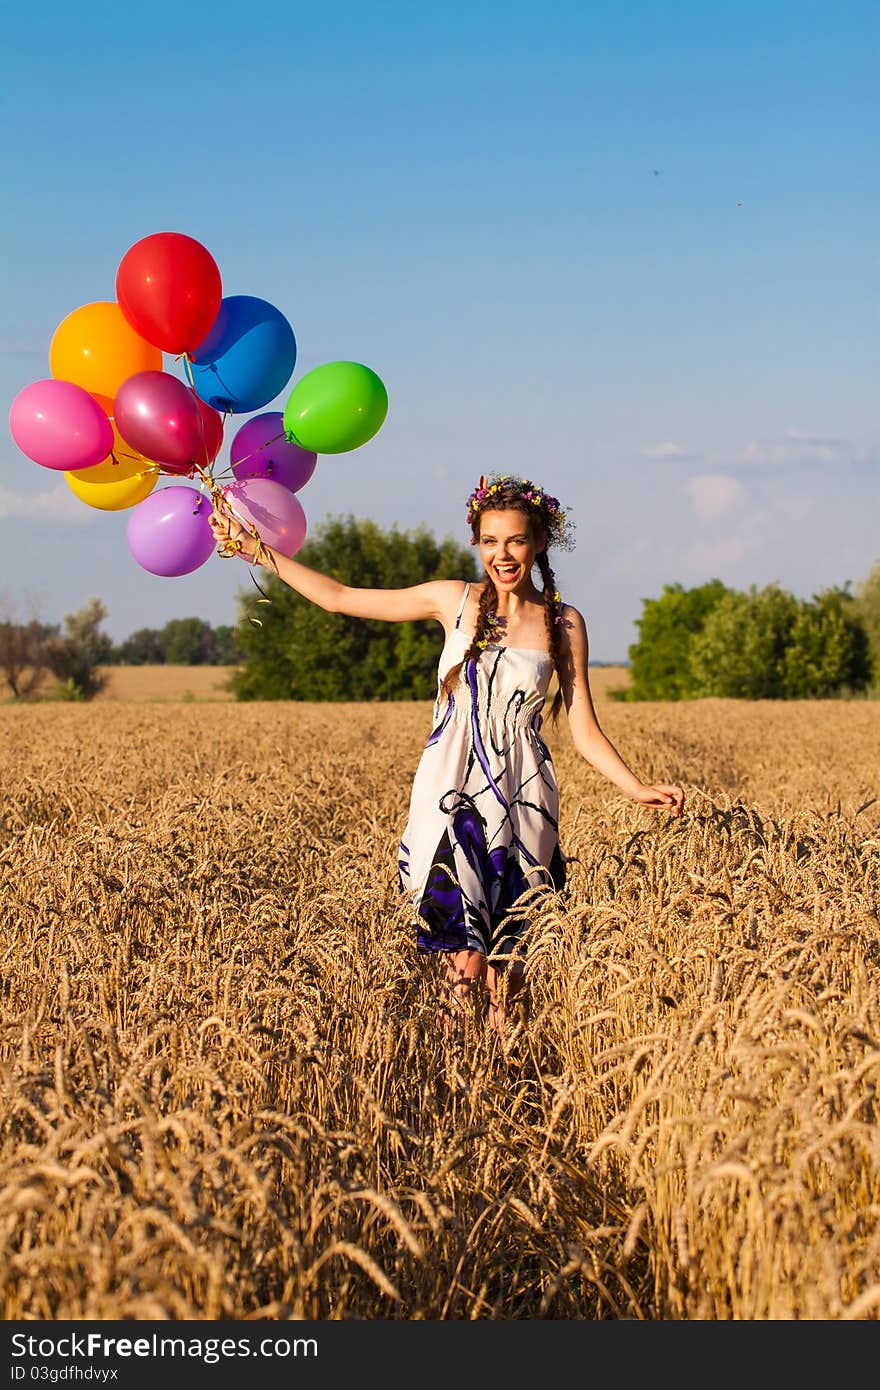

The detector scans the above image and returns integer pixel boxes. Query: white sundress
[398,582,567,958]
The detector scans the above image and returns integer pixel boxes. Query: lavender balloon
[221,477,307,560]
[230,412,317,493]
[127,485,216,577]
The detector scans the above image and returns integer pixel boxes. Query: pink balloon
[221,478,307,560]
[230,411,317,493]
[127,485,216,577]
[9,379,114,472]
[114,370,206,473]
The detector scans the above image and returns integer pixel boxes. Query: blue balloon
[188,295,297,414]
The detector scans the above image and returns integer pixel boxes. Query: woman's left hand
[209,507,258,561]
[634,783,685,818]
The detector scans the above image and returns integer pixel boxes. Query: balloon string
[179,350,218,475]
[174,362,282,600]
[191,458,277,581]
[173,376,278,628]
[230,431,286,471]
[107,446,160,476]
[174,358,258,557]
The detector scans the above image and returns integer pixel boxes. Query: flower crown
[466,473,575,550]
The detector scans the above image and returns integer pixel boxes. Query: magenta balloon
[221,478,308,559]
[229,411,317,493]
[9,378,114,471]
[126,485,216,577]
[114,370,205,472]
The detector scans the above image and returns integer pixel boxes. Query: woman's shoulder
[559,599,585,624]
[429,577,476,625]
[557,601,588,653]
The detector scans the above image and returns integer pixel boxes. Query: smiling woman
[209,471,685,1037]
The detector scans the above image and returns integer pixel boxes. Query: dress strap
[454,582,470,629]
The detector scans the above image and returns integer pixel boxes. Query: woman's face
[477,508,544,592]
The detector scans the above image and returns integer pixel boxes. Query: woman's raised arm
[209,507,460,625]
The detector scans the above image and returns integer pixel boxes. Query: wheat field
[1,668,878,1320]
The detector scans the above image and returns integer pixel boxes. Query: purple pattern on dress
[425,694,454,747]
[466,658,540,868]
[413,802,529,954]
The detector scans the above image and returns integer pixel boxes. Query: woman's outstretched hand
[209,507,258,561]
[633,783,685,818]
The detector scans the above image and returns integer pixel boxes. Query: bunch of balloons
[9,231,389,579]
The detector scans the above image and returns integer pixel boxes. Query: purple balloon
[127,485,216,577]
[221,477,307,560]
[115,371,205,473]
[230,411,317,493]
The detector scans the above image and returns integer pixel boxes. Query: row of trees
[622,567,880,700]
[0,605,242,700]
[3,516,878,702]
[108,618,242,666]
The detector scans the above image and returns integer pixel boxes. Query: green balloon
[283,360,388,454]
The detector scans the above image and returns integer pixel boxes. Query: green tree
[212,624,243,665]
[113,627,166,664]
[854,559,880,687]
[45,598,114,700]
[161,617,215,665]
[623,579,730,700]
[690,583,800,698]
[231,516,479,701]
[782,585,871,697]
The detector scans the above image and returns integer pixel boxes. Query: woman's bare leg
[486,959,527,1034]
[440,950,486,1038]
[445,949,487,1006]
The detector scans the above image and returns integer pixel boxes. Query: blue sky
[2,0,877,660]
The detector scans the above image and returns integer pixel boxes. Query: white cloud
[637,429,876,474]
[0,482,96,526]
[612,530,754,583]
[684,473,747,524]
[680,475,814,549]
[738,430,853,468]
[640,440,691,459]
[611,471,816,586]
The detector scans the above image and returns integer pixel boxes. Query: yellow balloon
[50,301,162,401]
[66,464,158,511]
[65,424,159,511]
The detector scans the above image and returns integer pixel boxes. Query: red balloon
[115,232,222,355]
[114,370,206,474]
[195,396,224,465]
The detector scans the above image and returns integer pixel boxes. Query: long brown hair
[439,489,567,725]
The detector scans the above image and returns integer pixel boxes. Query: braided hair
[439,478,571,724]
[535,547,566,726]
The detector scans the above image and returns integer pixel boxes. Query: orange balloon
[65,421,160,511]
[50,301,162,401]
[90,392,116,418]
